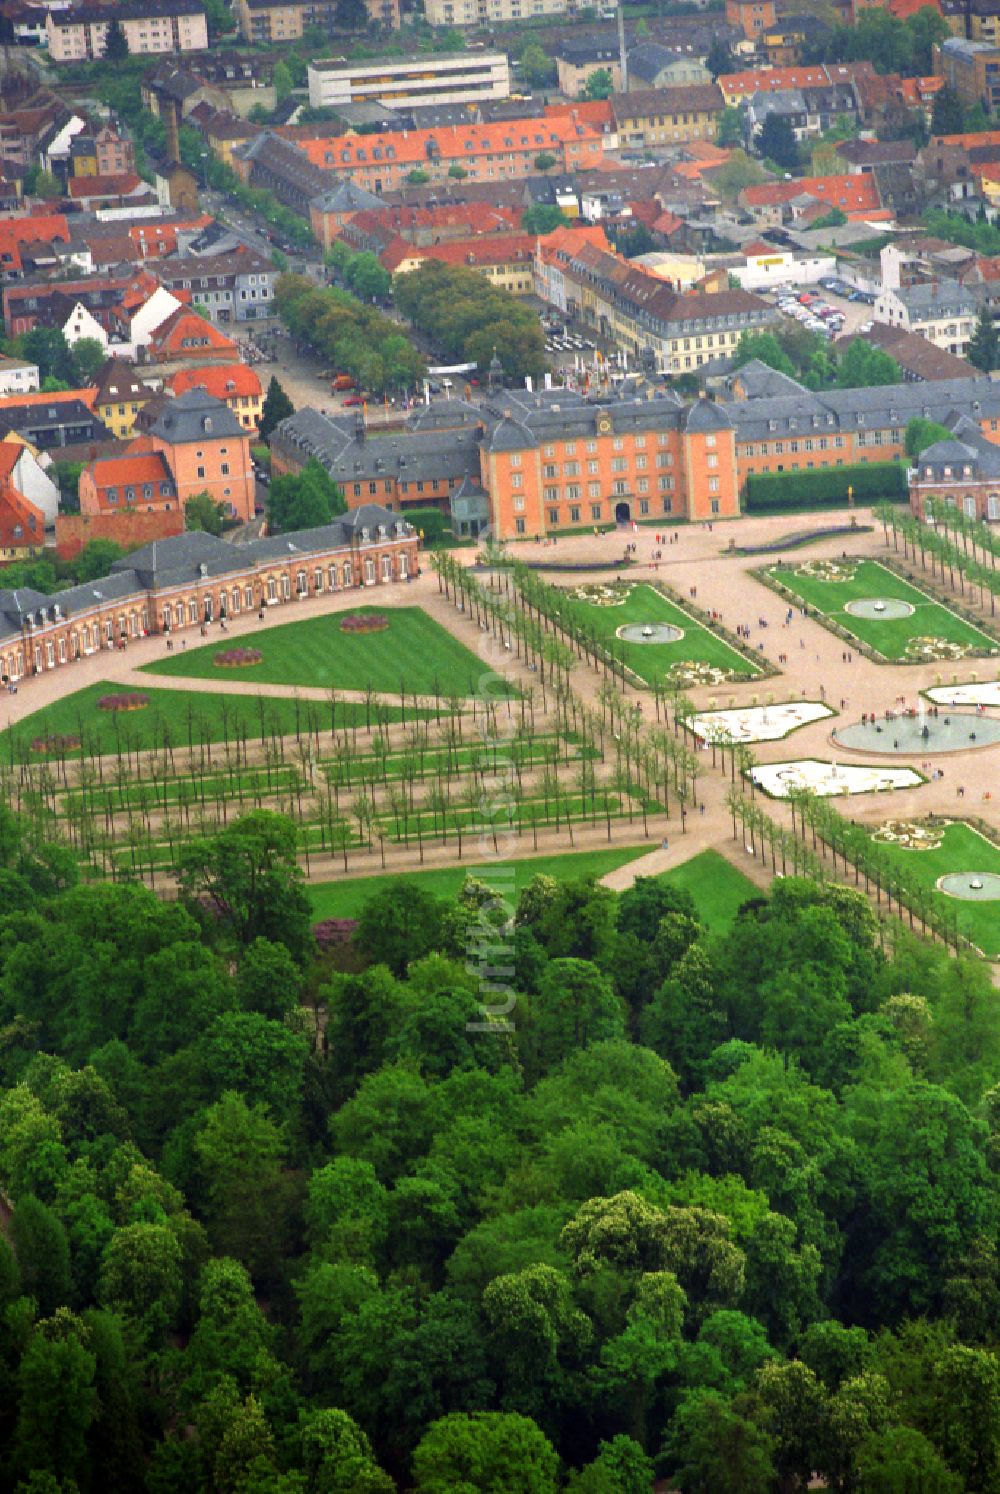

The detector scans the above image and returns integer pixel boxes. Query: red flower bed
[97,693,149,713]
[31,733,81,753]
[215,647,263,667]
[340,612,388,634]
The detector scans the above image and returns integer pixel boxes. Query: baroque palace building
[0,510,417,691]
[271,366,1000,541]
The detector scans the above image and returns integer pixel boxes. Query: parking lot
[768,277,877,343]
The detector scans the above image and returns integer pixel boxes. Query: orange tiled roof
[416,232,539,267]
[937,128,1000,147]
[89,448,171,484]
[147,307,239,356]
[0,483,44,548]
[540,224,611,254]
[888,0,941,17]
[682,140,730,163]
[287,114,602,170]
[652,209,685,235]
[166,363,263,399]
[67,173,144,199]
[0,211,70,244]
[543,99,616,131]
[742,172,882,212]
[720,63,870,96]
[897,76,944,106]
[0,386,97,410]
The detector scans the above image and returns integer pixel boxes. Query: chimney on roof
[618,2,628,93]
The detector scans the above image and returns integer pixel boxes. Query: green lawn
[309,845,650,919]
[662,849,759,933]
[308,844,758,930]
[767,560,994,660]
[0,682,429,762]
[143,606,514,697]
[557,582,760,686]
[865,821,1000,959]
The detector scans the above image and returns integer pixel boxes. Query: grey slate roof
[728,359,808,400]
[272,409,483,485]
[888,279,978,318]
[311,180,384,214]
[917,415,1000,478]
[685,398,732,433]
[144,390,246,445]
[727,374,1000,443]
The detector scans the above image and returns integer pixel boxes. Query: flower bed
[30,732,81,754]
[97,692,149,713]
[666,660,737,687]
[340,612,389,633]
[795,559,858,583]
[566,581,635,606]
[214,647,263,668]
[872,819,945,851]
[903,635,972,663]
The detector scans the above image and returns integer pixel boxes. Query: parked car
[343,394,364,406]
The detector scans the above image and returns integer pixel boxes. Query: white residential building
[2,438,62,526]
[0,356,39,397]
[61,302,107,350]
[307,52,511,111]
[874,280,979,358]
[425,0,575,26]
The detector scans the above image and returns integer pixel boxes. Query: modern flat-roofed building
[933,35,1000,112]
[308,52,510,112]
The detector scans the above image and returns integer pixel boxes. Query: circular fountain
[833,708,1000,754]
[617,622,684,644]
[843,597,916,620]
[938,872,1000,900]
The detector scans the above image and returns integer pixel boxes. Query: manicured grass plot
[767,559,993,660]
[309,845,650,920]
[143,606,514,697]
[0,681,428,761]
[308,844,758,932]
[557,582,760,686]
[865,821,1000,959]
[662,849,760,933]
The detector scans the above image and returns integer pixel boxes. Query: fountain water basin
[843,597,915,620]
[938,872,1000,901]
[617,622,684,644]
[833,709,1000,754]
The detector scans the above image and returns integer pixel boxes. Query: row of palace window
[14,554,412,669]
[515,435,689,464]
[536,474,679,505]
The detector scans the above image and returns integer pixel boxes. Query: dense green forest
[1,802,999,1491]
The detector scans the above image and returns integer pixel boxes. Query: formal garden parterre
[144,606,514,698]
[863,820,1000,959]
[552,580,763,688]
[763,558,996,662]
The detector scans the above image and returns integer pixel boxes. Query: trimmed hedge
[403,508,450,544]
[744,462,907,512]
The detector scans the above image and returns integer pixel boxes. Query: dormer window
[944,466,952,477]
